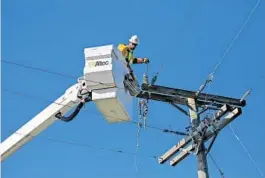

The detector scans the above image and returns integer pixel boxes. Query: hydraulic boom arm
[1,44,134,162]
[0,83,86,162]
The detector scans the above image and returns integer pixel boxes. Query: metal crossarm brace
[169,107,241,166]
[158,104,229,164]
[171,102,190,116]
[206,134,217,155]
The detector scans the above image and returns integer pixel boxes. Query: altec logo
[88,60,109,67]
[95,61,109,66]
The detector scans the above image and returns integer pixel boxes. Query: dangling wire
[136,98,143,149]
[142,64,150,130]
[136,98,149,147]
[142,99,148,130]
[134,64,150,172]
[134,98,143,173]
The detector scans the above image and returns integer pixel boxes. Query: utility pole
[129,83,248,178]
[188,98,208,178]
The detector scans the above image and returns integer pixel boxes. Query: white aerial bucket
[83,45,133,123]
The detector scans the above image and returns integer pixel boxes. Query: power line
[211,0,261,76]
[198,0,261,93]
[1,60,77,79]
[229,124,264,178]
[208,153,225,178]
[1,60,124,89]
[3,88,187,136]
[10,130,157,160]
[3,89,78,110]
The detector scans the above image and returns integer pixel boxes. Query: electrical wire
[9,130,157,160]
[229,124,265,177]
[212,0,260,75]
[211,0,261,76]
[208,153,225,178]
[1,60,77,79]
[3,88,187,136]
[3,89,79,110]
[1,60,125,89]
[198,0,261,93]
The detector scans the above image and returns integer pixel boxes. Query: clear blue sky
[1,0,265,177]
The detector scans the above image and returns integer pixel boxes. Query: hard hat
[129,35,139,44]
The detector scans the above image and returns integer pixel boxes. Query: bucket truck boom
[1,44,135,162]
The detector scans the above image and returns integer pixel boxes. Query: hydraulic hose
[55,98,91,122]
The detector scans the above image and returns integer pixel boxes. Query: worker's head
[128,35,139,50]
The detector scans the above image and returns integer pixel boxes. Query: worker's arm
[133,57,149,64]
[117,44,149,64]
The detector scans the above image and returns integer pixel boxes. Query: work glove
[143,58,150,64]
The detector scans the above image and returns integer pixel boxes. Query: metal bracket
[206,134,218,155]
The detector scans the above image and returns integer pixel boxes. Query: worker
[118,35,150,67]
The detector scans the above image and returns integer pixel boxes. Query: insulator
[151,75,157,85]
[143,73,149,84]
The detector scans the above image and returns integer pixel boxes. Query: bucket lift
[0,44,136,161]
[82,45,134,122]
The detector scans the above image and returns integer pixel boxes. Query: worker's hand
[143,58,150,64]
